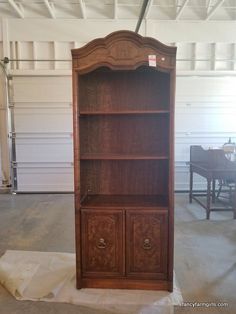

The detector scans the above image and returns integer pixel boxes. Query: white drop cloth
[0,250,183,314]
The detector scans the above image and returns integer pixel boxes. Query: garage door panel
[175,166,207,191]
[176,112,236,133]
[16,141,73,163]
[13,77,72,102]
[17,167,73,192]
[15,112,72,133]
[176,77,236,96]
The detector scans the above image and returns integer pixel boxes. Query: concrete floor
[0,193,235,314]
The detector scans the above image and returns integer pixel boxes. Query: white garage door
[13,76,73,192]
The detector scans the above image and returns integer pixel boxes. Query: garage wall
[1,19,236,191]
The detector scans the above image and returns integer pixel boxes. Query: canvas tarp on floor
[0,250,182,314]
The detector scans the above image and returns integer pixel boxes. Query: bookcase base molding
[80,278,172,291]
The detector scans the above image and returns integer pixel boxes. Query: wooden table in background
[189,146,236,219]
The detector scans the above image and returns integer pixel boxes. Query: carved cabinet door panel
[81,209,124,277]
[126,210,168,279]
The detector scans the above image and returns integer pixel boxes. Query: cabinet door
[126,210,168,279]
[81,209,124,277]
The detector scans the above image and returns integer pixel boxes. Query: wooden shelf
[80,110,169,115]
[80,154,169,160]
[81,194,168,208]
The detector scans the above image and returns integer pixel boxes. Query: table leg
[212,179,216,203]
[233,183,236,219]
[206,178,211,220]
[189,168,193,203]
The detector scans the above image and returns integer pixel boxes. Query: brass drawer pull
[97,238,106,249]
[143,238,152,250]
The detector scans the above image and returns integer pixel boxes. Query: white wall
[1,19,236,191]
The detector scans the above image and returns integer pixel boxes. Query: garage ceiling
[0,0,235,20]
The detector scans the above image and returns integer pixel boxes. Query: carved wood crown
[71,30,177,73]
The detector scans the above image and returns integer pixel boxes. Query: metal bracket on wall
[1,58,72,63]
[9,132,16,139]
[11,161,17,168]
[0,61,15,190]
[7,75,18,192]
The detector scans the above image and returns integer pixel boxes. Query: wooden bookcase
[72,31,176,291]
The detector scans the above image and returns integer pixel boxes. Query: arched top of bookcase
[71,30,176,74]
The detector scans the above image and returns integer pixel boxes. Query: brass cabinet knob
[97,238,106,249]
[143,238,152,250]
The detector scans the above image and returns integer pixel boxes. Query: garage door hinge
[9,132,16,139]
[8,102,14,109]
[11,161,17,168]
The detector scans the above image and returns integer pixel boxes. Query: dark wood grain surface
[81,194,168,208]
[72,30,176,291]
[80,160,168,196]
[81,209,124,277]
[79,67,170,112]
[80,115,169,156]
[126,210,168,279]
